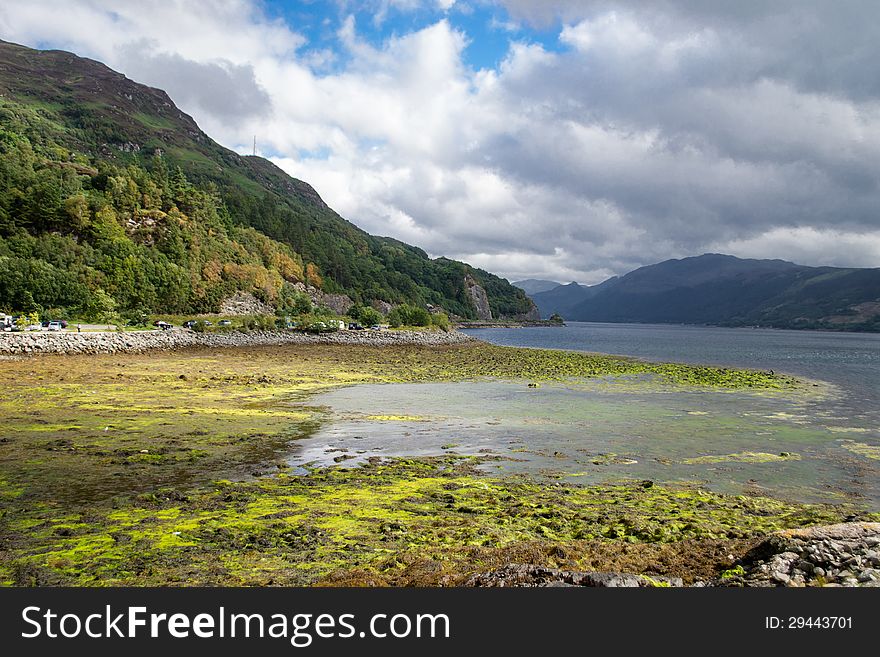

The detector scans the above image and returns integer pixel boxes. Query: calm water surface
[463,322,880,409]
[287,323,880,508]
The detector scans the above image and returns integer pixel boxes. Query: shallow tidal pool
[289,379,880,508]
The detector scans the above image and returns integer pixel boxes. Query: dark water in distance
[463,322,880,411]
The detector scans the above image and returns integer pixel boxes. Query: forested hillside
[0,40,534,320]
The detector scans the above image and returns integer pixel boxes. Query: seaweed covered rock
[716,522,880,587]
[466,564,683,587]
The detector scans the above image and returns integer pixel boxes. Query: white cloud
[714,228,880,269]
[560,11,655,54]
[1,0,879,284]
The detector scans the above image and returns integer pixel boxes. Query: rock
[715,522,880,588]
[323,294,354,315]
[219,291,274,316]
[465,564,683,588]
[796,560,813,573]
[0,327,476,357]
[510,303,541,321]
[290,282,353,315]
[371,300,393,315]
[464,274,492,320]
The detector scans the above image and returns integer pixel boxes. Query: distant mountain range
[527,254,880,332]
[511,279,561,295]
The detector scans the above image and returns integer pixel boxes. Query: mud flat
[3,341,875,587]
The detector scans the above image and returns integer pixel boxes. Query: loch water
[288,323,880,508]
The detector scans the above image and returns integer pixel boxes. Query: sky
[2,1,880,284]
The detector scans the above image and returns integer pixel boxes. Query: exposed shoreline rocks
[0,328,475,356]
[467,565,684,587]
[716,522,880,587]
[456,319,564,329]
[465,523,880,587]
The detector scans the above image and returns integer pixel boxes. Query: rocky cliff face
[290,282,353,315]
[465,275,493,320]
[511,303,541,321]
[220,292,275,316]
[220,286,354,316]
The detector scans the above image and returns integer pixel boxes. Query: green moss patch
[840,441,880,460]
[683,452,801,464]
[0,343,824,587]
[3,456,869,587]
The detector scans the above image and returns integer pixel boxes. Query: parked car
[183,319,212,329]
[369,325,382,331]
[218,319,232,326]
[348,323,364,330]
[154,321,173,330]
[47,321,63,331]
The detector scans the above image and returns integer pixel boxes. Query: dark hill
[529,277,617,319]
[540,254,880,331]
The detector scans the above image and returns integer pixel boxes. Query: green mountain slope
[531,254,880,331]
[0,39,534,320]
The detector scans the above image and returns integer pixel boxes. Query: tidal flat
[0,342,876,586]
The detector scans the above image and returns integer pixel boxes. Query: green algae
[0,342,842,587]
[720,565,746,579]
[840,441,880,460]
[1,456,868,587]
[682,452,802,464]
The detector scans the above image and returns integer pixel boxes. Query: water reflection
[289,380,880,508]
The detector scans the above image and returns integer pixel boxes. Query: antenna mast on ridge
[252,136,256,156]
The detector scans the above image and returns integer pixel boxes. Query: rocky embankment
[0,328,475,356]
[466,523,880,587]
[455,320,563,329]
[717,522,880,587]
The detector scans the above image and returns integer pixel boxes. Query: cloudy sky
[2,1,879,284]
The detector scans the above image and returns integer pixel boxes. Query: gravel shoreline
[0,328,476,356]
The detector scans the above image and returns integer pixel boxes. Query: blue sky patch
[262,0,566,73]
